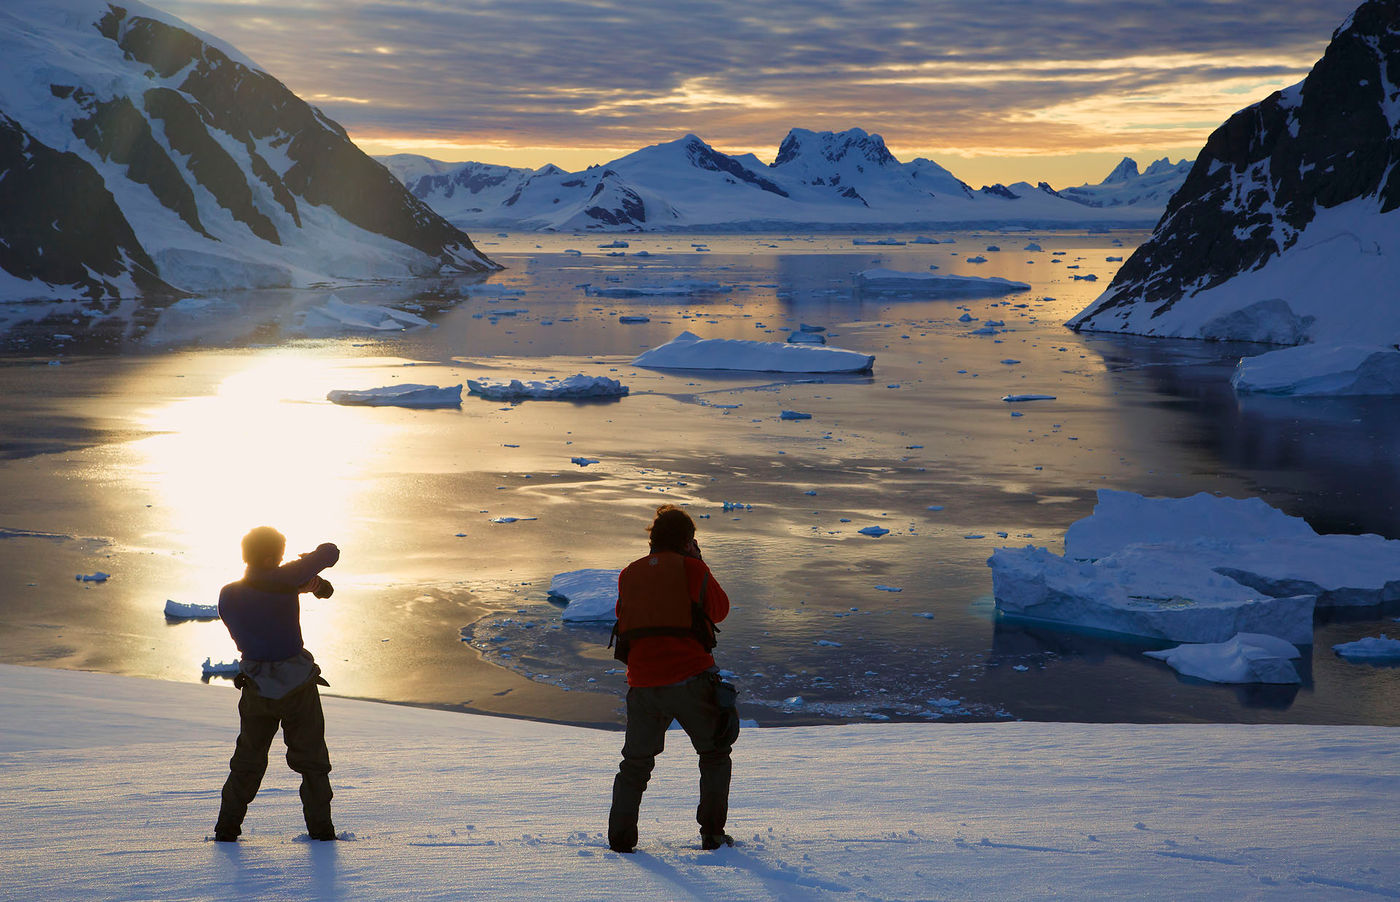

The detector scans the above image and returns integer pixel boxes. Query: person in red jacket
[607,505,739,853]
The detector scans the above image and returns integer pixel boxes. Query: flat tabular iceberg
[466,375,629,400]
[326,384,463,408]
[855,268,1030,297]
[548,569,621,622]
[988,490,1400,644]
[1144,633,1302,684]
[1231,344,1400,396]
[634,331,874,374]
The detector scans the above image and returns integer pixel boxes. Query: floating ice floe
[326,384,463,408]
[988,490,1400,644]
[633,331,874,374]
[852,238,906,246]
[1144,633,1302,684]
[165,600,219,620]
[548,568,622,622]
[1230,344,1400,396]
[859,526,890,537]
[571,457,599,467]
[201,658,239,677]
[490,516,538,524]
[466,375,629,401]
[582,279,723,298]
[1003,393,1056,402]
[303,296,432,332]
[1333,634,1400,663]
[76,572,110,582]
[855,268,1029,297]
[780,410,811,420]
[618,315,650,324]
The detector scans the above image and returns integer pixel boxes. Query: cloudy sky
[157,0,1360,186]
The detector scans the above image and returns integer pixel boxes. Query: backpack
[608,552,718,663]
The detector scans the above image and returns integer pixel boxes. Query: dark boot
[701,832,734,850]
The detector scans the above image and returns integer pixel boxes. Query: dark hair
[647,504,695,553]
[241,526,286,567]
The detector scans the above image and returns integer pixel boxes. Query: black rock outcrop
[1072,0,1400,332]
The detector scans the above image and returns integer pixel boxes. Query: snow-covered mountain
[1059,157,1192,209]
[0,0,495,302]
[1069,0,1400,347]
[382,129,1169,232]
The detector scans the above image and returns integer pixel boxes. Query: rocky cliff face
[1070,0,1400,340]
[0,0,494,301]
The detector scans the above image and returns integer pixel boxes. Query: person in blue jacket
[213,526,340,842]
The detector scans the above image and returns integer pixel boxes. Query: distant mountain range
[0,0,495,302]
[379,131,1191,232]
[1070,0,1400,349]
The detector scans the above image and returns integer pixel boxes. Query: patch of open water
[0,230,1396,727]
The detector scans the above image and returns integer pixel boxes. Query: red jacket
[616,553,729,687]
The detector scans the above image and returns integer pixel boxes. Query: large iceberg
[1230,344,1400,396]
[988,543,1315,644]
[855,268,1030,297]
[633,331,874,374]
[988,490,1400,644]
[548,569,621,622]
[466,375,629,401]
[1143,633,1302,684]
[326,384,463,408]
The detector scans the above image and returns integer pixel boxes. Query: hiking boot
[700,832,734,850]
[608,824,637,853]
[213,832,238,843]
[308,829,338,841]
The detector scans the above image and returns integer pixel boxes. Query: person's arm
[256,543,340,592]
[687,558,729,624]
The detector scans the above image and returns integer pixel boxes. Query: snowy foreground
[2,666,1398,901]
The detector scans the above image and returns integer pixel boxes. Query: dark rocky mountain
[0,0,494,302]
[1070,0,1400,340]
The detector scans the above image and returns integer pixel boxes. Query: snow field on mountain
[3,664,1399,901]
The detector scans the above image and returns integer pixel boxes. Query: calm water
[0,230,1396,727]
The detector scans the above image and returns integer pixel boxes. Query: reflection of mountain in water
[0,283,479,356]
[1084,334,1400,539]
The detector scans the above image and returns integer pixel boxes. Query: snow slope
[382,130,1168,232]
[2,664,1398,900]
[0,0,494,301]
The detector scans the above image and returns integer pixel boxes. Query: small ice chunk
[76,572,111,582]
[467,375,628,401]
[1333,634,1400,663]
[201,658,239,676]
[165,599,219,620]
[571,457,600,467]
[618,315,650,324]
[1003,393,1056,402]
[491,516,538,524]
[858,526,890,537]
[327,384,462,408]
[1145,633,1303,683]
[780,410,812,420]
[816,639,842,647]
[548,568,622,622]
[875,585,903,592]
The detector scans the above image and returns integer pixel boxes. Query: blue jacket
[219,543,339,662]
